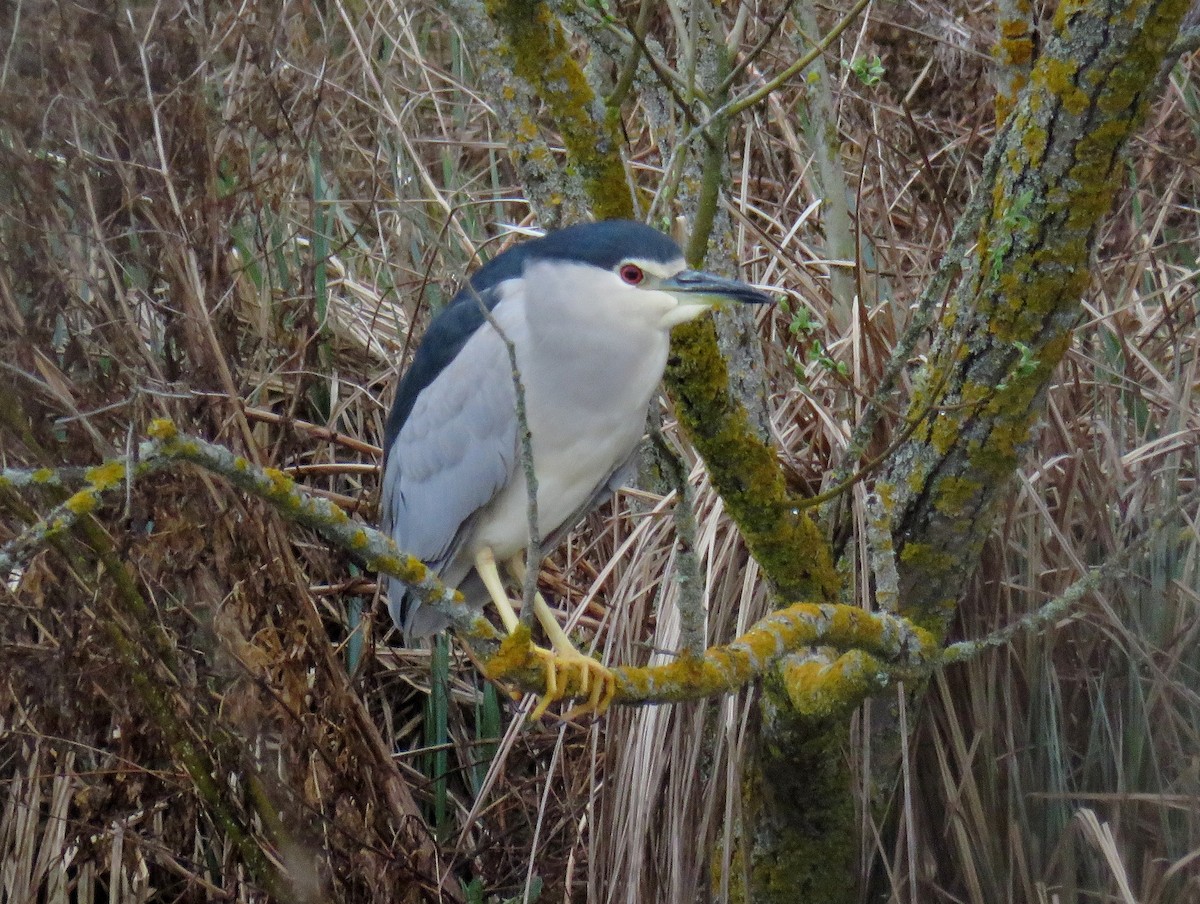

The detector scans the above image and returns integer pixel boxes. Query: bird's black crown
[468,220,683,295]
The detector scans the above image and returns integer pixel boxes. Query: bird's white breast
[467,264,671,560]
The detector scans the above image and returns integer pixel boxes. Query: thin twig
[466,284,542,619]
[651,427,706,658]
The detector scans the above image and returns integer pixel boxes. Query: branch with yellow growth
[2,421,947,713]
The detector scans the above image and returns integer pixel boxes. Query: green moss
[665,319,838,604]
[899,542,955,575]
[736,698,857,904]
[979,419,1030,468]
[485,0,633,220]
[933,475,981,517]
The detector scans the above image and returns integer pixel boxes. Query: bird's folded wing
[380,325,519,574]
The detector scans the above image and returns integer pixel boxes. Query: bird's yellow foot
[527,645,616,721]
[484,625,615,720]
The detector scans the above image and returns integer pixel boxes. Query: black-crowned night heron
[381,220,771,718]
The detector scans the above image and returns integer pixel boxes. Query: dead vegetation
[1,0,1198,901]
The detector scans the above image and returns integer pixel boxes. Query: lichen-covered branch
[995,0,1037,124]
[6,423,944,712]
[0,421,481,634]
[2,459,164,575]
[144,421,490,635]
[620,601,930,701]
[878,0,1190,636]
[666,320,840,603]
[18,415,1141,717]
[482,0,634,222]
[475,600,933,706]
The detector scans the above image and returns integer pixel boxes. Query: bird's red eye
[619,263,644,285]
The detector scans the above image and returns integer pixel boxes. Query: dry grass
[1,0,1198,901]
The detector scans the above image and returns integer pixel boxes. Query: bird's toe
[527,646,614,722]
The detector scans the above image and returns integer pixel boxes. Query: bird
[380,219,772,718]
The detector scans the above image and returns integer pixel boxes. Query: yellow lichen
[1040,57,1089,116]
[484,624,537,679]
[85,460,126,491]
[1021,123,1048,166]
[933,476,981,517]
[784,652,882,717]
[485,0,633,221]
[784,659,834,715]
[929,411,961,456]
[64,489,98,515]
[147,418,177,441]
[874,481,896,511]
[262,468,295,495]
[665,319,838,604]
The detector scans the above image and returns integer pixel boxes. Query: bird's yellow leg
[508,557,615,720]
[474,547,520,632]
[474,548,558,704]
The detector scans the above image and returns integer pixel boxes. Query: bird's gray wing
[380,324,519,635]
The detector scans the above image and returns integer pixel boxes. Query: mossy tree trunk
[859,4,1190,895]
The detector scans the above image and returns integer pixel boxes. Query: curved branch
[479,599,933,707]
[7,424,942,713]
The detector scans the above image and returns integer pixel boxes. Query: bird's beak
[660,269,775,309]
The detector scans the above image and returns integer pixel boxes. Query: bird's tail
[385,575,453,641]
